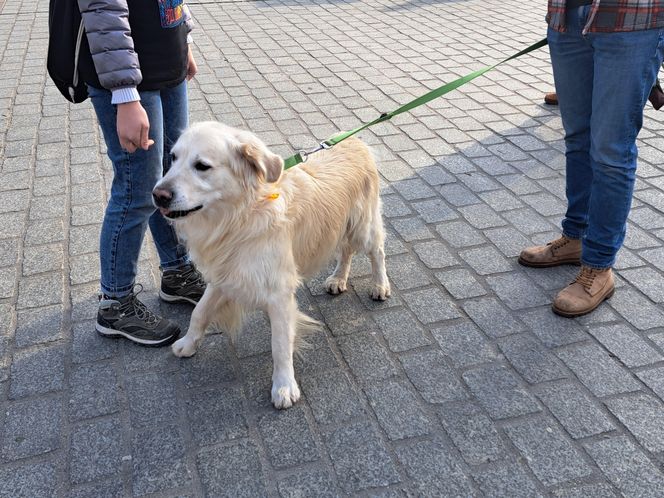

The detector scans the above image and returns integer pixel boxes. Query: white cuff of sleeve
[187,34,193,44]
[111,87,141,105]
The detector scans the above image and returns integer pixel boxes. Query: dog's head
[152,122,284,219]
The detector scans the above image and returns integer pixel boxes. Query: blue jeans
[89,81,189,297]
[548,6,664,268]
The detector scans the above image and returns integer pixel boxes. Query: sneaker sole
[159,290,199,305]
[552,287,615,318]
[518,256,581,268]
[95,323,180,347]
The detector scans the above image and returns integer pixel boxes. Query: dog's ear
[240,142,284,183]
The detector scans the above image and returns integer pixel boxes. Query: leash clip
[298,140,332,163]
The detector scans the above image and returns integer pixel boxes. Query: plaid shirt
[548,0,664,33]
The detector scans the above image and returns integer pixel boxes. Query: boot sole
[518,256,581,268]
[552,287,615,318]
[95,323,180,348]
[159,290,199,305]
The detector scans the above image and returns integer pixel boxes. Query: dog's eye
[194,162,212,172]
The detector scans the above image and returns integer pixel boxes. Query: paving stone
[556,343,641,397]
[0,462,57,498]
[402,286,462,324]
[520,307,588,347]
[479,189,524,211]
[389,216,434,242]
[68,479,126,498]
[24,218,65,246]
[364,378,432,440]
[17,273,63,309]
[395,438,474,496]
[0,239,18,267]
[535,382,615,439]
[459,246,512,275]
[393,178,436,200]
[584,436,664,497]
[438,183,481,206]
[473,462,543,498]
[124,371,179,431]
[504,417,594,486]
[484,226,533,258]
[323,421,400,493]
[610,287,664,330]
[438,401,506,465]
[618,267,664,303]
[69,362,120,421]
[412,240,459,269]
[373,309,431,352]
[637,365,664,400]
[131,423,193,496]
[1,397,63,460]
[301,368,364,425]
[317,291,379,336]
[551,483,618,498]
[605,393,664,453]
[431,320,499,368]
[411,197,458,223]
[277,470,339,498]
[487,272,549,310]
[462,364,540,419]
[436,220,486,248]
[384,253,432,290]
[178,334,236,388]
[337,330,399,383]
[14,304,63,347]
[381,194,412,218]
[416,164,455,186]
[185,385,248,447]
[10,344,65,398]
[258,405,319,468]
[72,321,119,363]
[400,350,468,404]
[498,333,569,384]
[435,268,487,299]
[463,297,526,338]
[70,417,124,485]
[588,323,663,368]
[197,440,266,498]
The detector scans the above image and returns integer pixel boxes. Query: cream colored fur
[153,122,390,409]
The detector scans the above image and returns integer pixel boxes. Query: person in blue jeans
[520,0,664,317]
[78,0,205,346]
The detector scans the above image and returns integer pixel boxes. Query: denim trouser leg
[89,81,189,297]
[148,82,189,269]
[549,6,664,269]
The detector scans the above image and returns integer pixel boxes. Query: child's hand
[187,45,198,81]
[116,101,154,153]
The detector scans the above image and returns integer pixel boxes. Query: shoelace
[120,284,159,325]
[177,264,205,287]
[549,236,570,254]
[574,267,597,292]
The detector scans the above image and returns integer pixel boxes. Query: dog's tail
[294,311,322,354]
[211,300,247,344]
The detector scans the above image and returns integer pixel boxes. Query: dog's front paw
[271,377,301,409]
[325,276,348,295]
[172,336,199,357]
[370,283,391,301]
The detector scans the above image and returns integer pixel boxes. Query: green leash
[283,37,548,169]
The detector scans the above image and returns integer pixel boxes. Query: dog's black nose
[152,188,173,208]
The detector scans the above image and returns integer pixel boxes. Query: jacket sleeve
[77,0,142,92]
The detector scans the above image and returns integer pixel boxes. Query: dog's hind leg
[367,203,391,301]
[172,285,223,357]
[267,293,301,409]
[324,242,354,295]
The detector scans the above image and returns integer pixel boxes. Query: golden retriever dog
[152,122,391,409]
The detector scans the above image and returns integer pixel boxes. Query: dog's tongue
[159,207,170,217]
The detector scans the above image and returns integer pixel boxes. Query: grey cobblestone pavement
[1,0,664,496]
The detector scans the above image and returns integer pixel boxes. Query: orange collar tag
[265,193,280,201]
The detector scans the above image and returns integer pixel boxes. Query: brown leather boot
[552,266,615,318]
[518,236,582,268]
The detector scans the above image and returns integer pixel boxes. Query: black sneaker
[96,285,180,347]
[160,263,206,305]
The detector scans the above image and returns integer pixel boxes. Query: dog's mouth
[160,205,203,219]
